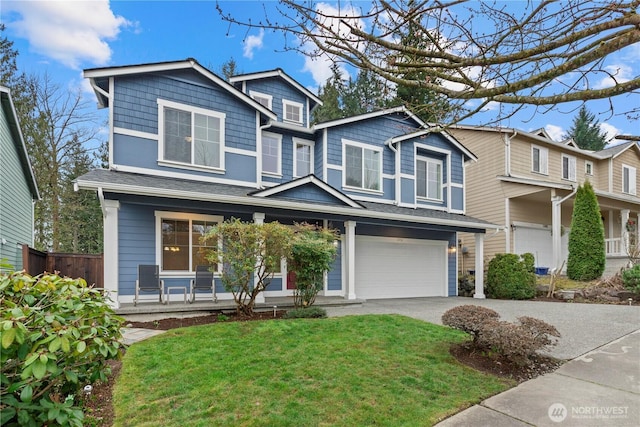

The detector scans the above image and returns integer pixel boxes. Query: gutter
[504,129,517,176]
[385,138,402,206]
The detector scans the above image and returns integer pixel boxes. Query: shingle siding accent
[245,78,308,125]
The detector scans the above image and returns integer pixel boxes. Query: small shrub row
[486,253,536,299]
[622,264,640,294]
[283,307,327,319]
[0,269,124,426]
[442,305,560,366]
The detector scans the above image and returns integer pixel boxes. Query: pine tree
[312,64,344,124]
[567,181,605,280]
[565,105,608,151]
[342,69,394,117]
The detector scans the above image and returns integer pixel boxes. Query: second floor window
[562,154,576,181]
[532,145,548,174]
[160,100,225,169]
[250,91,272,109]
[416,157,443,200]
[585,161,593,175]
[294,139,314,177]
[262,132,281,175]
[623,165,637,195]
[345,143,381,191]
[283,100,303,124]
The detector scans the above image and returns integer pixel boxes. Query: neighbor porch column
[473,233,485,299]
[344,221,357,300]
[102,199,120,308]
[621,209,630,254]
[253,212,266,304]
[551,195,563,270]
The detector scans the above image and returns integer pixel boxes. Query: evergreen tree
[565,105,608,151]
[567,181,605,280]
[312,63,344,123]
[218,57,241,81]
[342,69,393,117]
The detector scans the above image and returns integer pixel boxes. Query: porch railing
[605,238,623,256]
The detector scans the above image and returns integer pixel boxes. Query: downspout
[385,138,401,205]
[257,119,273,189]
[504,129,517,176]
[96,187,108,218]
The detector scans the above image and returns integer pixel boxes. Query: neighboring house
[77,58,497,308]
[449,125,640,276]
[0,86,39,271]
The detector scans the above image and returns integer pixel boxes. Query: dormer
[230,69,322,128]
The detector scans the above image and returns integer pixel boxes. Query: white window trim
[249,90,273,110]
[531,145,548,175]
[157,98,226,171]
[282,99,304,125]
[415,155,444,202]
[561,154,577,182]
[293,137,315,177]
[261,131,282,177]
[585,160,594,176]
[342,139,383,194]
[622,164,637,195]
[154,211,223,275]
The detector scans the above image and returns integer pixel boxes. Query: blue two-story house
[77,58,494,307]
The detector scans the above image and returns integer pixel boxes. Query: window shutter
[630,167,637,195]
[540,149,548,174]
[569,156,576,181]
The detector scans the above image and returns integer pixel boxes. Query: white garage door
[355,236,447,299]
[513,224,569,269]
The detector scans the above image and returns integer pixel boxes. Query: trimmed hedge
[486,253,536,299]
[567,182,605,280]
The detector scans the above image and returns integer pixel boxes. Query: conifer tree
[565,105,608,151]
[567,181,605,280]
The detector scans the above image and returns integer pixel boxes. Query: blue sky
[2,0,638,143]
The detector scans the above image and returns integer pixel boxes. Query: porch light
[448,244,457,254]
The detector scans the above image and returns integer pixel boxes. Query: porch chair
[134,264,165,306]
[190,265,217,303]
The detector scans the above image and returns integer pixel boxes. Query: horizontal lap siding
[0,106,33,270]
[613,150,640,196]
[118,203,156,295]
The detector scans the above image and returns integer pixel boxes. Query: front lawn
[113,315,511,426]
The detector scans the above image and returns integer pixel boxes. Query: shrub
[0,270,124,426]
[441,305,500,344]
[486,253,536,299]
[283,307,328,319]
[567,182,605,280]
[457,274,475,297]
[622,264,640,294]
[477,316,560,366]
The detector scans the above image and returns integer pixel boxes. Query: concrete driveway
[324,297,640,359]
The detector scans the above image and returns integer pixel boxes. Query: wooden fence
[22,245,104,288]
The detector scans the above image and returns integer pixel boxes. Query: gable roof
[230,68,322,106]
[313,105,426,130]
[593,141,640,159]
[0,86,39,200]
[84,58,276,120]
[387,128,477,162]
[249,175,364,208]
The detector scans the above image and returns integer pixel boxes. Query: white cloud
[599,122,620,142]
[594,64,632,89]
[544,124,565,141]
[4,0,131,69]
[243,29,264,60]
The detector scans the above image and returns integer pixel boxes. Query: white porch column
[621,209,630,253]
[344,221,357,300]
[102,199,120,308]
[551,195,563,270]
[473,233,486,299]
[253,212,266,303]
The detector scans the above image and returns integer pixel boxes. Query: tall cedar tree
[565,105,608,150]
[567,182,605,280]
[312,63,344,124]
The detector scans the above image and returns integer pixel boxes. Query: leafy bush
[0,270,124,426]
[283,307,328,319]
[567,182,605,280]
[441,305,500,344]
[486,253,536,299]
[622,264,640,294]
[457,274,475,297]
[477,316,560,366]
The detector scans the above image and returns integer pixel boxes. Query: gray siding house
[0,86,39,271]
[77,59,495,307]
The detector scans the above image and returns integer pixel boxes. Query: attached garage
[354,236,448,299]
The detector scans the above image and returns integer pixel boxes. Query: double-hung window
[294,138,314,177]
[562,154,576,181]
[344,142,381,191]
[532,145,548,174]
[416,156,443,200]
[283,100,303,125]
[623,165,637,195]
[261,132,281,175]
[159,99,225,169]
[250,91,272,109]
[156,212,222,273]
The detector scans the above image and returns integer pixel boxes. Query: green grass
[114,315,512,426]
[536,276,596,290]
